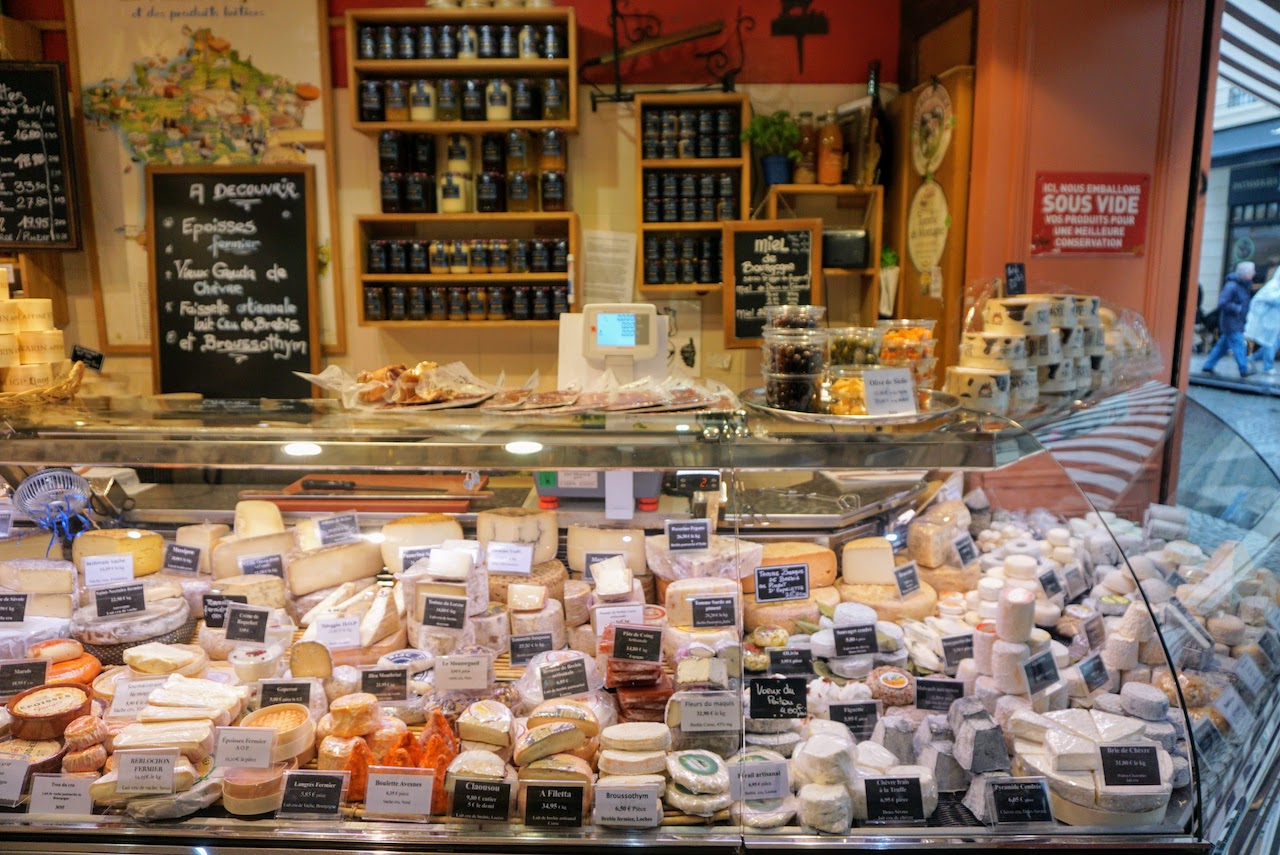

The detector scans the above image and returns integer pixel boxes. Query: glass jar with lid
[539,129,566,171]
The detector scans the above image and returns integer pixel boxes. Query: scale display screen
[596,313,638,347]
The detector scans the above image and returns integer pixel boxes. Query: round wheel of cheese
[742,586,840,633]
[917,563,980,594]
[488,558,566,604]
[742,542,838,593]
[834,580,938,622]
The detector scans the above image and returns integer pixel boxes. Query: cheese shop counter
[0,386,1267,853]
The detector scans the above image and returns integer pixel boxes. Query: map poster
[67,0,344,355]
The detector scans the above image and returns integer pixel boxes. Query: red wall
[13,1,897,88]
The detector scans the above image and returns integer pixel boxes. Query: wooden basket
[0,361,84,412]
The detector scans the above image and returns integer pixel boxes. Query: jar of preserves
[407,285,428,320]
[506,129,535,171]
[480,133,505,171]
[404,173,434,213]
[408,240,429,273]
[542,79,568,120]
[531,285,552,320]
[486,79,512,121]
[387,286,408,321]
[367,239,388,273]
[476,171,505,213]
[387,240,408,273]
[384,80,410,122]
[487,285,509,319]
[438,171,470,213]
[643,197,659,222]
[436,79,461,121]
[445,135,472,173]
[429,240,449,273]
[507,170,536,212]
[448,286,468,321]
[539,129,566,171]
[551,238,569,272]
[461,79,485,122]
[530,239,550,272]
[511,286,531,320]
[448,240,470,274]
[410,134,436,173]
[429,286,448,320]
[409,80,435,122]
[553,285,569,317]
[511,240,530,273]
[359,80,384,123]
[469,239,490,272]
[467,285,488,320]
[364,286,387,321]
[379,172,402,213]
[489,240,511,272]
[512,79,540,121]
[540,171,566,212]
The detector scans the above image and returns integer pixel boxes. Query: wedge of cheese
[111,719,215,762]
[210,532,298,580]
[175,523,230,574]
[213,574,287,609]
[360,585,402,647]
[841,537,897,586]
[0,559,75,594]
[72,529,164,578]
[476,508,558,565]
[233,500,285,538]
[285,540,382,597]
[743,542,838,593]
[379,514,464,572]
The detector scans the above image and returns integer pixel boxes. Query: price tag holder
[0,593,27,624]
[690,595,737,629]
[590,603,646,636]
[941,634,974,670]
[450,778,512,822]
[28,774,93,816]
[420,595,467,630]
[1259,631,1280,672]
[95,583,146,619]
[486,542,533,575]
[239,553,285,577]
[107,677,164,720]
[399,546,433,573]
[260,680,312,708]
[1083,614,1106,650]
[314,615,362,650]
[678,691,740,733]
[162,543,202,575]
[953,534,979,567]
[753,564,809,603]
[915,677,966,712]
[833,623,879,657]
[0,757,27,807]
[1099,744,1162,787]
[730,761,789,801]
[434,654,492,691]
[592,781,662,828]
[1078,654,1110,693]
[555,471,599,490]
[0,511,10,539]
[509,633,554,666]
[830,701,880,741]
[115,748,179,795]
[893,562,921,598]
[202,594,248,629]
[214,727,276,769]
[540,659,589,700]
[1236,654,1268,701]
[665,519,711,552]
[72,345,106,371]
[612,625,663,663]
[364,767,434,822]
[360,667,409,702]
[1004,262,1027,296]
[675,470,721,493]
[748,676,807,719]
[522,781,584,828]
[278,770,348,819]
[864,776,926,824]
[863,368,917,416]
[988,776,1055,827]
[224,604,271,644]
[768,647,813,676]
[1023,650,1060,696]
[1214,687,1256,735]
[581,551,622,585]
[0,659,49,701]
[81,553,134,588]
[1038,569,1063,598]
[1063,566,1087,598]
[316,513,360,547]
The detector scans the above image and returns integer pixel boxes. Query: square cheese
[842,537,897,585]
[592,556,633,600]
[426,548,473,580]
[507,583,547,612]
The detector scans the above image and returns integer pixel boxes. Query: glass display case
[0,387,1264,853]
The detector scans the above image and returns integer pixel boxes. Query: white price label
[28,774,92,816]
[314,615,361,650]
[486,542,533,575]
[863,367,918,416]
[1214,688,1256,734]
[215,727,277,769]
[115,749,179,795]
[0,757,27,806]
[0,511,11,539]
[82,553,134,588]
[591,603,646,635]
[679,693,740,732]
[365,768,434,818]
[730,761,789,800]
[108,678,165,720]
[434,655,492,691]
[1237,655,1267,698]
[1265,604,1280,634]
[557,471,599,489]
[592,783,662,827]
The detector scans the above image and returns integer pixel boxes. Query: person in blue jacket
[1245,269,1280,373]
[1202,260,1256,377]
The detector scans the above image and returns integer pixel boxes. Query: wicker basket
[0,361,84,413]
[81,616,200,667]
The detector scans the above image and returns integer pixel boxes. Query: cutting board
[241,473,489,514]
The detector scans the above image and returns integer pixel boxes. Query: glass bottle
[486,79,512,121]
[518,25,539,60]
[795,111,818,184]
[507,170,535,212]
[458,25,478,60]
[480,133,505,172]
[445,134,472,174]
[436,79,460,122]
[540,171,566,212]
[378,130,406,173]
[506,130,535,172]
[461,79,485,122]
[383,80,409,122]
[542,79,568,121]
[863,60,889,186]
[409,80,436,122]
[538,129,566,171]
[817,110,843,186]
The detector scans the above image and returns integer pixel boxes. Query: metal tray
[741,387,961,426]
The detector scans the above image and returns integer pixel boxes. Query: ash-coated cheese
[213,573,287,609]
[0,559,75,594]
[566,525,647,575]
[175,523,230,574]
[285,540,382,597]
[743,541,837,593]
[379,514,464,571]
[841,537,897,585]
[73,529,165,578]
[476,508,559,565]
[72,596,191,645]
[210,531,298,580]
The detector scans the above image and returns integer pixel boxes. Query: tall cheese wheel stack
[0,280,67,393]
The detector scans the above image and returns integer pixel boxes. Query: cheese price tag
[1265,604,1280,634]
[509,633,555,666]
[434,654,491,691]
[364,767,434,821]
[592,782,662,828]
[730,761,789,801]
[678,692,740,732]
[582,551,622,584]
[260,680,312,708]
[894,562,921,598]
[486,542,533,575]
[1078,654,1110,693]
[1038,569,1063,598]
[239,552,285,577]
[316,512,360,547]
[107,677,165,720]
[71,344,106,371]
[360,667,409,702]
[941,634,974,669]
[0,757,27,806]
[1083,614,1106,651]
[833,623,879,657]
[915,677,966,712]
[1214,687,1256,735]
[0,593,27,624]
[28,774,92,816]
[665,519,711,551]
[95,583,146,618]
[612,625,663,663]
[115,748,180,795]
[215,727,276,769]
[591,603,645,636]
[81,553,134,588]
[768,647,813,676]
[450,778,512,822]
[862,367,917,416]
[953,534,979,567]
[314,615,361,650]
[278,770,347,818]
[1023,651,1060,696]
[1063,566,1087,598]
[690,595,736,629]
[522,781,585,828]
[224,604,271,643]
[162,543,202,575]
[420,595,467,630]
[1236,654,1268,701]
[1099,744,1161,787]
[830,701,880,741]
[988,777,1054,826]
[865,776,925,823]
[540,659,589,700]
[0,658,48,700]
[202,594,247,629]
[748,676,806,719]
[399,545,433,573]
[0,511,11,539]
[753,563,809,604]
[1259,631,1280,671]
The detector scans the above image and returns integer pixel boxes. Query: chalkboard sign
[146,165,319,398]
[722,218,823,348]
[0,62,80,249]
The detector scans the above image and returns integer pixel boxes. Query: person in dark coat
[1202,261,1256,376]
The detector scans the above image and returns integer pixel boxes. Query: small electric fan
[14,468,96,545]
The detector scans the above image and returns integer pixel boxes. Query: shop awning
[1221,2,1280,109]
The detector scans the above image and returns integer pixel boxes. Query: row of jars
[641,108,739,160]
[365,283,569,322]
[358,77,568,123]
[642,235,721,286]
[379,130,566,174]
[358,23,567,62]
[642,171,738,223]
[367,237,570,275]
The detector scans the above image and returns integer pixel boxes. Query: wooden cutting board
[240,473,489,513]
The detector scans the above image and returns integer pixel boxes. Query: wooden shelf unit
[634,93,750,298]
[765,184,884,325]
[346,6,578,135]
[355,212,579,327]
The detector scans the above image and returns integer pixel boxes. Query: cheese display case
[0,388,1266,854]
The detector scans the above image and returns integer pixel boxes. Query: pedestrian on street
[1203,260,1256,377]
[1245,269,1280,373]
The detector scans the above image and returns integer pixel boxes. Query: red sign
[1030,172,1151,256]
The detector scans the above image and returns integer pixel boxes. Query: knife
[300,479,492,498]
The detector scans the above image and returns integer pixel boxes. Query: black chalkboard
[147,165,319,398]
[0,62,79,249]
[722,218,822,348]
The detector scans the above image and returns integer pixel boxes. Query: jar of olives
[827,326,882,366]
[761,328,827,375]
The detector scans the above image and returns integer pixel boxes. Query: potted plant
[741,110,801,186]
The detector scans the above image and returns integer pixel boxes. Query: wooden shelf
[637,283,722,296]
[360,212,574,224]
[638,222,728,231]
[352,59,570,76]
[768,183,881,195]
[823,267,878,277]
[352,120,577,135]
[639,158,745,169]
[350,7,572,24]
[362,319,562,329]
[362,273,566,283]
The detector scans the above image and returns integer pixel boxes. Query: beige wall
[64,83,869,396]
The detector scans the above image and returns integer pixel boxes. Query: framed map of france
[66,0,345,354]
